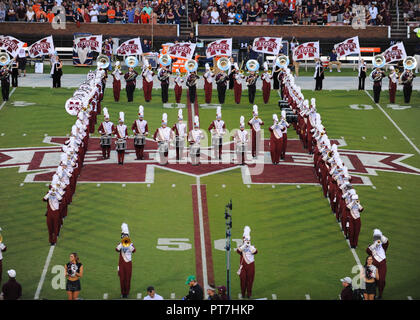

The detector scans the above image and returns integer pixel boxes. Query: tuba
[159,54,172,66]
[246,59,260,72]
[217,57,231,72]
[0,52,11,67]
[96,54,110,69]
[275,55,289,69]
[125,56,139,68]
[185,59,198,73]
[372,54,385,68]
[403,56,417,70]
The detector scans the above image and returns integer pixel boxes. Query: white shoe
[338,70,341,72]
[329,69,332,72]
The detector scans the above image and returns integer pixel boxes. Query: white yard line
[337,221,363,268]
[0,87,16,111]
[34,245,55,299]
[195,176,209,298]
[364,90,420,156]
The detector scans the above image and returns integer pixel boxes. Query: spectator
[142,39,151,53]
[337,0,345,22]
[140,9,150,24]
[0,270,21,300]
[89,5,99,23]
[127,5,135,23]
[7,5,17,21]
[166,8,175,24]
[201,8,209,24]
[98,4,108,23]
[107,5,116,23]
[0,2,6,22]
[36,7,47,22]
[302,6,310,25]
[227,7,235,24]
[173,5,181,25]
[330,0,339,22]
[328,48,341,72]
[186,31,196,43]
[158,7,166,24]
[16,4,27,21]
[134,8,141,23]
[210,6,220,24]
[340,277,353,300]
[368,3,378,25]
[183,275,204,300]
[189,6,199,28]
[144,286,164,300]
[234,8,243,25]
[26,6,36,22]
[115,6,123,23]
[217,285,230,300]
[220,7,228,24]
[342,7,351,25]
[207,285,220,300]
[81,5,90,23]
[47,8,55,23]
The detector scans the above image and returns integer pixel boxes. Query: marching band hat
[216,106,222,119]
[373,229,382,237]
[240,116,245,128]
[205,63,210,70]
[253,104,258,116]
[60,153,67,164]
[121,222,129,236]
[178,109,183,120]
[119,112,124,122]
[139,105,144,117]
[352,194,359,200]
[185,275,196,284]
[194,115,199,127]
[7,269,16,278]
[389,66,394,71]
[115,61,120,66]
[273,114,279,122]
[234,62,239,70]
[243,226,251,241]
[340,277,352,284]
[103,107,110,119]
[162,113,168,124]
[263,62,268,71]
[281,110,286,119]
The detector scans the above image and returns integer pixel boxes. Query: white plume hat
[273,114,278,122]
[311,98,316,107]
[205,63,210,70]
[194,115,199,127]
[162,113,168,124]
[240,115,245,128]
[373,228,382,237]
[178,109,183,120]
[216,106,222,118]
[119,111,124,122]
[60,153,67,163]
[263,62,268,71]
[234,62,239,70]
[103,107,109,119]
[121,222,129,235]
[243,226,251,240]
[139,105,144,117]
[281,110,286,119]
[253,104,258,115]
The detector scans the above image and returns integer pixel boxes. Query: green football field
[0,81,419,300]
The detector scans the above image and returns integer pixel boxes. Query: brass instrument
[403,56,417,71]
[239,69,245,75]
[185,59,198,73]
[0,52,11,67]
[121,236,131,247]
[217,57,231,72]
[267,69,272,75]
[126,70,138,82]
[0,232,3,244]
[96,54,110,69]
[399,69,414,85]
[372,54,385,68]
[148,65,152,70]
[159,54,172,66]
[158,67,170,81]
[246,59,260,72]
[210,67,214,73]
[125,56,139,68]
[275,55,289,69]
[187,72,198,86]
[369,69,384,82]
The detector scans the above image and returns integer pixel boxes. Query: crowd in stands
[0,0,419,25]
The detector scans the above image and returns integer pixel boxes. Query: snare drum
[175,136,184,148]
[212,136,223,146]
[158,141,169,153]
[100,135,111,147]
[116,139,126,151]
[134,135,145,146]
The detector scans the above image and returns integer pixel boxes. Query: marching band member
[233,63,243,104]
[371,67,386,103]
[186,70,199,105]
[203,63,215,103]
[358,59,367,90]
[112,61,122,102]
[280,110,290,160]
[188,116,205,166]
[141,61,154,102]
[400,68,416,103]
[347,194,363,249]
[261,62,272,104]
[0,226,6,287]
[43,187,63,246]
[174,69,184,104]
[228,57,235,90]
[234,116,248,165]
[11,57,19,88]
[388,66,398,103]
[208,107,226,160]
[158,65,171,103]
[366,229,389,299]
[248,105,264,159]
[307,99,317,154]
[272,62,281,91]
[246,70,258,104]
[98,108,114,159]
[0,64,10,102]
[216,69,229,104]
[236,226,257,299]
[116,223,136,299]
[153,113,175,165]
[314,59,324,91]
[278,67,287,99]
[132,105,149,160]
[172,109,187,161]
[113,112,128,165]
[124,67,138,103]
[269,114,283,165]
[340,182,355,237]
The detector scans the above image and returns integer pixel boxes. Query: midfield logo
[1,137,419,185]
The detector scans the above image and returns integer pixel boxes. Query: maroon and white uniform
[174,73,184,103]
[0,236,7,287]
[98,120,114,159]
[112,68,122,102]
[388,70,398,103]
[234,127,248,165]
[153,121,174,165]
[43,190,62,245]
[141,67,154,102]
[248,107,264,158]
[347,198,363,248]
[233,71,244,104]
[172,120,187,161]
[269,119,284,164]
[261,70,272,104]
[208,118,226,160]
[113,123,128,164]
[116,242,136,297]
[366,232,389,298]
[236,243,257,299]
[203,68,215,103]
[132,119,149,160]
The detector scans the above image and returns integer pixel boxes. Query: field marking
[170,293,175,299]
[364,90,420,156]
[0,87,17,111]
[34,245,55,299]
[195,176,209,299]
[305,294,311,300]
[337,220,362,268]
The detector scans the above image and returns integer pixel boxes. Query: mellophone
[100,134,112,147]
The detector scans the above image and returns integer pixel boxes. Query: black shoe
[50,242,56,246]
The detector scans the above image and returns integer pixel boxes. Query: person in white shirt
[210,7,220,24]
[368,4,378,25]
[89,8,99,23]
[144,286,164,300]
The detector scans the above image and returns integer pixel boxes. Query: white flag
[167,42,197,60]
[116,38,143,56]
[252,37,282,55]
[292,41,320,61]
[0,35,25,58]
[334,36,360,58]
[28,36,55,58]
[382,42,407,64]
[206,39,232,58]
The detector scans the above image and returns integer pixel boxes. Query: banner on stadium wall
[0,35,25,58]
[73,35,103,66]
[252,37,283,55]
[292,41,320,61]
[116,37,143,56]
[28,36,55,58]
[167,42,197,60]
[205,38,232,58]
[382,42,407,64]
[334,36,360,58]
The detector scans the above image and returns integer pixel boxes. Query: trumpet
[240,69,245,75]
[267,69,272,75]
[210,67,214,73]
[121,236,131,247]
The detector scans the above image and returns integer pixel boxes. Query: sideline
[34,245,55,299]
